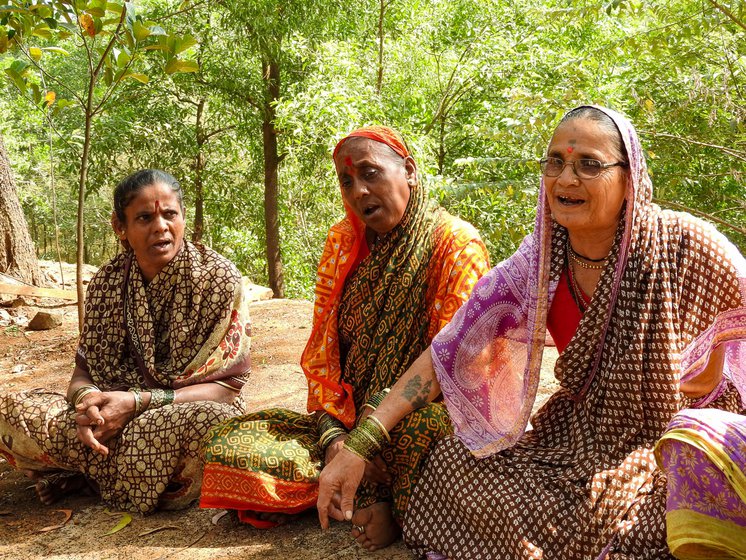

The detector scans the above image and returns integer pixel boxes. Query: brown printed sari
[0,242,252,513]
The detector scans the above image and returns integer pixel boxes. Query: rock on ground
[27,311,63,331]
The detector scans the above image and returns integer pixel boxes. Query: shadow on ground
[0,298,558,560]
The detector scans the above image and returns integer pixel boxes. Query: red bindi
[154,200,160,212]
[567,147,574,153]
[344,156,353,167]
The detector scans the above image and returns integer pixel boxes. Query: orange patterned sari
[200,182,489,523]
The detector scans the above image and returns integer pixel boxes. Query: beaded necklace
[565,240,591,313]
[567,238,608,270]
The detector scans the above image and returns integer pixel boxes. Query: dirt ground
[0,268,559,560]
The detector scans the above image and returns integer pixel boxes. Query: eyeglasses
[539,157,628,179]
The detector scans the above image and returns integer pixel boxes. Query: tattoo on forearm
[402,375,432,410]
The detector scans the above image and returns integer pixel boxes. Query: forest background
[1,0,744,305]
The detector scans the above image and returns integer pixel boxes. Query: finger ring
[353,524,365,533]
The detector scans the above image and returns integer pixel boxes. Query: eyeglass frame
[539,157,628,179]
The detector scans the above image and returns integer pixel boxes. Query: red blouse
[547,267,589,353]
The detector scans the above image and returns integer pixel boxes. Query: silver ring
[353,524,365,533]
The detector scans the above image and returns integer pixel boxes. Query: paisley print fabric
[403,105,746,559]
[655,408,746,559]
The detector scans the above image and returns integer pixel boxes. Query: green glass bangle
[364,388,391,412]
[342,417,388,462]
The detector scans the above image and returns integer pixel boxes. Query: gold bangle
[71,384,100,407]
[128,387,143,416]
[367,415,391,443]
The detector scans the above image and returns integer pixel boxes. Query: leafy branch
[641,130,746,163]
[654,198,746,236]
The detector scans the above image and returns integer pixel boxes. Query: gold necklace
[567,262,587,313]
[567,238,607,270]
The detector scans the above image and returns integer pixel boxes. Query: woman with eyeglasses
[317,106,746,558]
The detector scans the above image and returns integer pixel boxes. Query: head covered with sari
[430,105,746,458]
[303,125,487,427]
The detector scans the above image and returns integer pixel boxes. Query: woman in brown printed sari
[317,107,746,559]
[0,169,252,514]
[200,126,490,550]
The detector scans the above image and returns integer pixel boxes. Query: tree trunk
[437,116,446,175]
[0,133,43,285]
[76,107,93,331]
[262,56,285,298]
[192,99,206,243]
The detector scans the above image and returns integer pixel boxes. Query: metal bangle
[71,384,100,407]
[128,387,143,416]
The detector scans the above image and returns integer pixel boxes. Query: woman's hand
[325,434,391,487]
[324,433,348,465]
[318,347,441,530]
[74,391,136,456]
[317,447,367,529]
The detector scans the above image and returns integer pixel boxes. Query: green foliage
[1,0,744,299]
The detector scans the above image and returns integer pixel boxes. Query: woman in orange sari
[201,126,490,549]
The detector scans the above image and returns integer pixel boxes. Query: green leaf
[29,47,42,61]
[30,82,41,104]
[88,0,108,17]
[103,511,132,536]
[148,25,167,36]
[124,1,136,29]
[0,7,31,14]
[106,2,124,13]
[32,25,53,39]
[124,72,149,84]
[116,49,130,67]
[32,5,53,18]
[132,20,150,41]
[10,59,30,75]
[164,58,199,74]
[143,45,170,52]
[173,34,197,55]
[42,46,70,56]
[4,68,27,94]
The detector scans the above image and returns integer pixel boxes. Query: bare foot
[24,470,90,505]
[350,502,401,551]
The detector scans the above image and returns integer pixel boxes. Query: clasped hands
[74,390,136,456]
